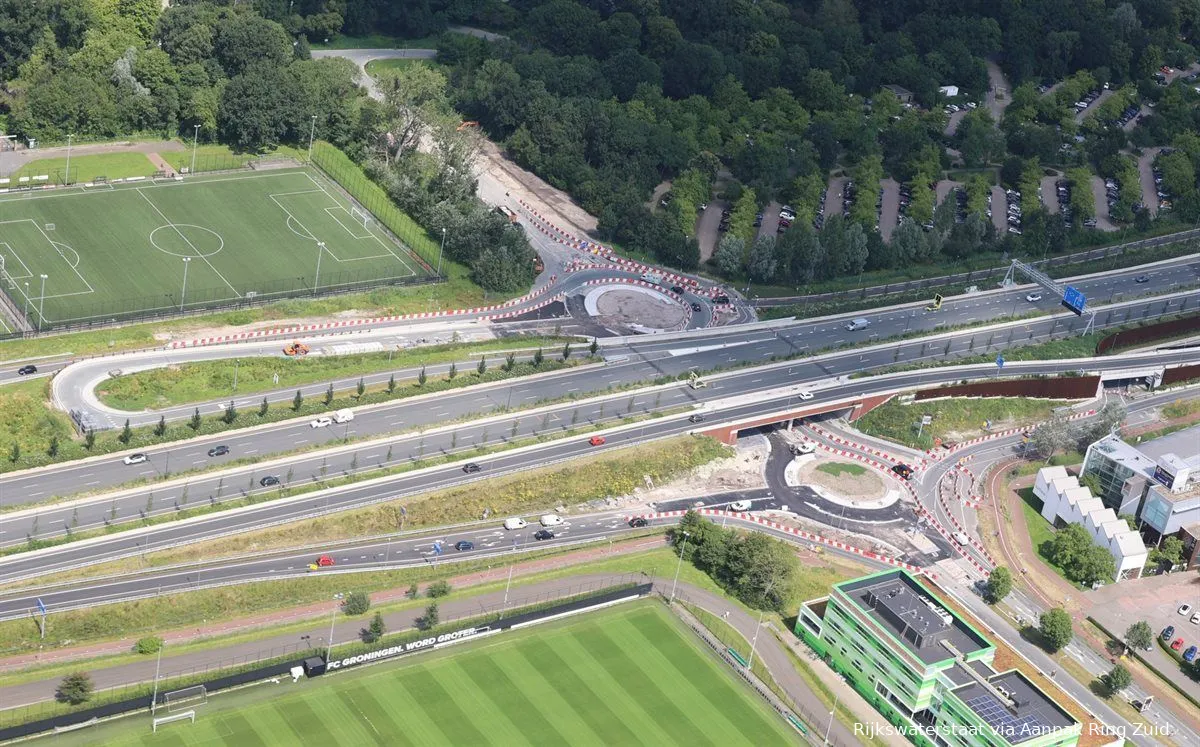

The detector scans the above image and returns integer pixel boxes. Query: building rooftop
[1113,531,1148,557]
[955,670,1077,745]
[840,571,989,665]
[1137,425,1200,469]
[1088,435,1158,477]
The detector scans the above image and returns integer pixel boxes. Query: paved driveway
[878,178,900,241]
[1090,175,1118,231]
[698,200,728,263]
[990,186,1008,235]
[1137,147,1163,216]
[985,60,1013,122]
[1041,175,1061,214]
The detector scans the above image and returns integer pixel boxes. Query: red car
[589,436,606,446]
[1171,637,1185,651]
[316,555,335,567]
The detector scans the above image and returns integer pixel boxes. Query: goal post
[153,710,195,733]
[350,206,372,229]
[162,684,207,713]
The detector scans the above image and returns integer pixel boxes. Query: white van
[333,409,354,424]
[539,514,564,527]
[952,531,969,546]
[503,517,527,530]
[640,271,663,284]
[845,317,870,331]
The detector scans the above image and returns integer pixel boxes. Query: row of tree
[673,510,796,613]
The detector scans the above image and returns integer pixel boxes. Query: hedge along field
[0,437,730,651]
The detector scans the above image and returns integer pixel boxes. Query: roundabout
[582,283,688,332]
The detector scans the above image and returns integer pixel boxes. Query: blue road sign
[996,355,1005,369]
[1062,286,1086,315]
[36,598,46,615]
[432,540,443,556]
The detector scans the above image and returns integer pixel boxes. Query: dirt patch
[476,139,598,236]
[594,288,686,329]
[799,458,886,499]
[641,437,768,506]
[145,152,174,176]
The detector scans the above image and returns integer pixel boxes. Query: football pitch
[0,169,431,328]
[60,602,798,746]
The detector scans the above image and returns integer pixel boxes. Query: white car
[539,514,564,527]
[503,517,527,530]
[1026,293,1042,302]
[797,390,814,400]
[729,500,752,511]
[791,441,816,455]
[122,453,148,465]
[1180,603,1195,617]
[1191,612,1200,625]
[309,416,333,428]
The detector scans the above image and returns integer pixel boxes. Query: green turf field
[0,168,430,326]
[56,602,798,746]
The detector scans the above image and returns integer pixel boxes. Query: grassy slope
[7,152,157,182]
[0,378,76,456]
[815,462,867,477]
[53,603,796,747]
[97,337,573,410]
[856,396,1068,450]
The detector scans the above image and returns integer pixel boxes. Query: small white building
[1033,466,1148,581]
[939,85,960,98]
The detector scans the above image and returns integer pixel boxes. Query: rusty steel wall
[914,377,1101,400]
[1162,363,1200,387]
[1096,313,1200,354]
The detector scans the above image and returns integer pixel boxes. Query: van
[845,318,870,331]
[640,271,663,284]
[333,409,354,424]
[952,531,969,546]
[539,514,564,527]
[503,517,527,530]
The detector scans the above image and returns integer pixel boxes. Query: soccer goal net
[350,206,372,229]
[163,685,207,713]
[153,710,195,733]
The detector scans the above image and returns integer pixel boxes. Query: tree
[477,357,487,375]
[222,401,236,424]
[190,408,202,430]
[1103,664,1132,695]
[418,366,427,385]
[503,353,516,372]
[561,342,571,361]
[984,566,1013,604]
[84,429,95,450]
[213,13,293,77]
[119,419,132,444]
[747,235,778,282]
[387,374,396,392]
[153,416,166,437]
[532,348,544,367]
[713,234,745,277]
[406,583,419,599]
[259,397,269,417]
[217,64,295,151]
[341,591,370,616]
[447,362,457,380]
[133,636,163,654]
[292,390,303,411]
[9,443,18,463]
[427,580,451,598]
[56,672,94,705]
[421,602,439,630]
[1039,608,1073,652]
[324,383,334,405]
[1030,415,1074,462]
[356,378,365,397]
[365,611,386,643]
[1124,621,1153,654]
[47,436,59,457]
[589,338,598,357]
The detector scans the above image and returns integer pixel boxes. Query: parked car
[1171,637,1185,651]
[207,445,230,457]
[16,365,36,375]
[1180,603,1194,616]
[1191,613,1200,625]
[1185,646,1199,663]
[454,540,474,551]
[1162,625,1175,641]
[122,453,148,465]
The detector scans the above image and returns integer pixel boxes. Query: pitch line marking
[136,188,241,297]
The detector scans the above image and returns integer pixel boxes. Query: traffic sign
[1061,286,1086,315]
[996,355,1005,369]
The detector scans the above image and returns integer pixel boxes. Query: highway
[6,345,1200,585]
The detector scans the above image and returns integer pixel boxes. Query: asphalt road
[6,344,1200,587]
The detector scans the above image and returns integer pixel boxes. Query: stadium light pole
[668,530,689,604]
[325,593,342,660]
[314,241,326,291]
[437,228,446,277]
[191,124,200,175]
[64,134,73,185]
[179,257,191,311]
[37,274,47,332]
[308,115,317,161]
[22,281,29,319]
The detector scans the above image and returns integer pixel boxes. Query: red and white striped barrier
[805,423,930,469]
[914,505,992,577]
[627,509,925,573]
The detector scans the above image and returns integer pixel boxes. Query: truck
[333,409,354,424]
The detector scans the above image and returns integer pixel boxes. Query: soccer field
[59,602,798,746]
[0,169,431,327]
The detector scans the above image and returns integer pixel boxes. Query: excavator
[283,341,310,356]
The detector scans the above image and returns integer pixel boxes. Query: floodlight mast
[1002,259,1096,334]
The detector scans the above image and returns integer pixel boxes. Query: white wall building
[1033,466,1148,581]
[939,85,960,98]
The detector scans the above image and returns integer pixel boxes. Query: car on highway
[533,529,555,540]
[16,365,37,376]
[454,540,474,551]
[316,555,335,567]
[588,436,606,446]
[797,390,814,400]
[1171,637,1184,651]
[1162,625,1175,641]
[790,441,816,455]
[729,500,752,511]
[1134,274,1150,283]
[688,413,705,423]
[462,463,482,473]
[891,463,914,480]
[540,514,565,527]
[207,445,230,458]
[310,416,333,428]
[671,285,685,294]
[1180,603,1194,616]
[628,517,648,528]
[1186,646,1199,663]
[691,302,702,312]
[122,453,148,465]
[503,517,526,530]
[260,475,281,487]
[1025,293,1042,302]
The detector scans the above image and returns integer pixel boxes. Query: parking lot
[1087,572,1200,703]
[879,178,900,241]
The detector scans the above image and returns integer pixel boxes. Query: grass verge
[856,397,1067,450]
[97,337,574,410]
[10,152,157,182]
[815,462,867,478]
[365,58,430,76]
[680,601,792,705]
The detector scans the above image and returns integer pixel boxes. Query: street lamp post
[824,693,840,745]
[437,228,446,277]
[22,281,29,319]
[308,115,317,160]
[233,358,240,392]
[314,241,325,291]
[191,124,200,175]
[37,274,47,331]
[325,594,342,660]
[179,257,191,311]
[64,134,74,185]
[669,531,690,603]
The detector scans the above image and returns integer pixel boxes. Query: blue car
[1162,625,1175,641]
[1185,646,1199,664]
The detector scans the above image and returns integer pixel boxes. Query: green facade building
[796,570,1080,747]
